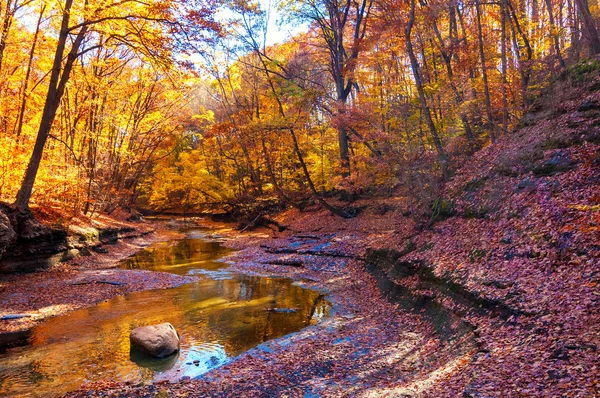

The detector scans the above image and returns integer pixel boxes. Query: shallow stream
[0,229,329,397]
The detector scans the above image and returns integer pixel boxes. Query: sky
[259,0,309,46]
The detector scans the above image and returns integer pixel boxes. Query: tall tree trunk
[475,0,496,142]
[15,0,88,209]
[405,0,448,177]
[431,15,474,142]
[568,0,581,61]
[544,0,566,67]
[506,0,533,109]
[0,0,15,73]
[14,4,45,139]
[318,0,372,178]
[501,0,509,133]
[575,0,600,54]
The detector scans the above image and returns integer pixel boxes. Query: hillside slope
[402,60,600,396]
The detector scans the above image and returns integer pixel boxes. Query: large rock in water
[130,323,180,358]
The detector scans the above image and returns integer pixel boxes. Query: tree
[285,0,373,177]
[14,0,216,209]
[575,0,600,54]
[405,0,447,174]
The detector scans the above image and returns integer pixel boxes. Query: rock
[91,245,109,254]
[577,99,600,112]
[126,213,144,222]
[532,151,577,176]
[0,210,16,259]
[547,369,565,380]
[0,203,68,273]
[500,234,512,244]
[61,248,80,262]
[504,249,517,260]
[130,323,180,358]
[515,178,536,192]
[463,385,486,398]
[0,313,33,320]
[550,345,570,360]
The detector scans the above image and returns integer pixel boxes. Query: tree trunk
[14,4,45,138]
[568,0,581,61]
[544,0,566,67]
[405,0,448,177]
[506,0,533,109]
[15,0,87,209]
[0,0,15,73]
[575,0,600,55]
[475,0,496,142]
[431,14,474,142]
[501,0,509,133]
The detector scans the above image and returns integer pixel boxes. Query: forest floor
[67,68,599,397]
[0,216,190,341]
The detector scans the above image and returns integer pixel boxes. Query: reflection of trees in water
[121,239,231,273]
[180,276,327,355]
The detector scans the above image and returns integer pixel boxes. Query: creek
[0,229,329,397]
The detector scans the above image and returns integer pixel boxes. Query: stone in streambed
[61,248,80,262]
[130,323,180,358]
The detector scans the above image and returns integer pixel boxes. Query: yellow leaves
[193,109,214,124]
[148,148,234,212]
[569,203,600,212]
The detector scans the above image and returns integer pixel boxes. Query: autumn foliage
[0,0,599,217]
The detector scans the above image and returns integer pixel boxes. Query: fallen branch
[239,213,288,233]
[240,213,263,233]
[264,308,298,313]
[1,314,34,321]
[264,247,360,260]
[293,235,320,240]
[71,280,126,286]
[268,259,304,267]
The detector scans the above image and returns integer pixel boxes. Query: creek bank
[0,203,68,273]
[0,217,191,350]
[364,248,531,320]
[0,203,158,273]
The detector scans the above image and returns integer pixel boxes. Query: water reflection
[0,235,330,397]
[120,237,233,277]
